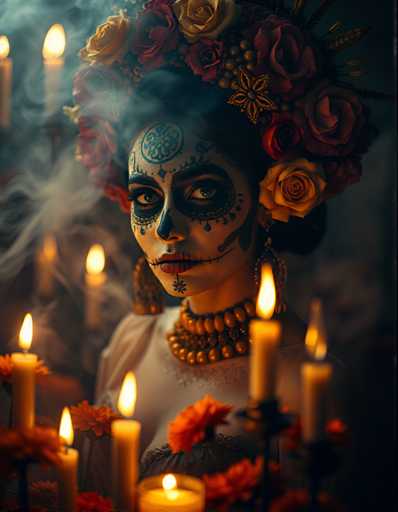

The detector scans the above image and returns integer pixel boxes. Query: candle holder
[304,439,340,512]
[236,398,292,512]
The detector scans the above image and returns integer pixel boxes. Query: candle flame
[305,298,327,361]
[41,235,57,261]
[19,314,33,351]
[42,24,66,60]
[59,407,74,446]
[0,35,10,59]
[86,244,105,274]
[117,372,137,418]
[162,474,177,491]
[256,263,276,319]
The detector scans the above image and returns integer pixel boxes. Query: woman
[71,0,376,477]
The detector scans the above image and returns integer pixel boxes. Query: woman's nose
[155,207,186,243]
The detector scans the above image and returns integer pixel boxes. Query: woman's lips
[151,249,233,274]
[159,260,199,274]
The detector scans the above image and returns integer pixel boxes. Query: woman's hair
[118,68,326,255]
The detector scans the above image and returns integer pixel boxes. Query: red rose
[185,39,223,82]
[253,15,317,99]
[77,116,117,182]
[77,492,113,512]
[296,81,365,157]
[131,0,179,70]
[262,114,302,160]
[323,158,362,197]
[104,184,130,213]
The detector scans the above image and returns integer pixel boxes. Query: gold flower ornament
[259,158,326,222]
[173,0,237,42]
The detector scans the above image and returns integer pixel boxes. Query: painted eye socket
[129,188,161,207]
[187,181,218,201]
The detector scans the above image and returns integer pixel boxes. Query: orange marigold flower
[70,400,118,437]
[203,457,264,511]
[168,394,232,453]
[77,492,113,512]
[0,354,50,384]
[270,489,346,512]
[0,427,61,476]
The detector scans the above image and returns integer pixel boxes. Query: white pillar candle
[57,407,78,512]
[0,35,12,129]
[249,264,281,401]
[301,298,333,442]
[138,474,205,512]
[301,362,332,442]
[36,234,57,298]
[112,372,141,512]
[85,244,106,330]
[12,313,37,430]
[42,24,65,116]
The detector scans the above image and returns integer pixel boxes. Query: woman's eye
[130,189,161,207]
[188,184,218,201]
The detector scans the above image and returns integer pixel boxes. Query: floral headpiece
[68,0,382,222]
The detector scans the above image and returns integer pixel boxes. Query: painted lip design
[150,250,232,274]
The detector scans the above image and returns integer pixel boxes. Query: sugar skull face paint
[128,121,257,297]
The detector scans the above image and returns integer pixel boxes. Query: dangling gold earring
[131,256,164,315]
[254,224,287,314]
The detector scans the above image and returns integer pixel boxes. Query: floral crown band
[67,0,383,222]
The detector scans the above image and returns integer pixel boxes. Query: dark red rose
[77,116,117,182]
[77,491,113,512]
[185,39,223,82]
[104,184,130,213]
[323,158,362,197]
[296,81,365,157]
[253,15,317,99]
[262,114,302,160]
[131,0,179,70]
[73,66,130,122]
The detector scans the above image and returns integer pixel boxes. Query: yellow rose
[173,0,236,42]
[80,12,131,65]
[259,158,326,222]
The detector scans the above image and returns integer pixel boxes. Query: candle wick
[22,349,28,355]
[64,445,68,455]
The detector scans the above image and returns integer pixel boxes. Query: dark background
[0,1,396,510]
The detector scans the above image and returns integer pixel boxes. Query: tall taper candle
[112,372,141,512]
[11,314,37,430]
[57,407,78,512]
[0,35,12,128]
[42,24,65,116]
[249,264,281,401]
[85,244,106,330]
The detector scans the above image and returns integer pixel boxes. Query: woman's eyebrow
[173,164,229,185]
[128,174,161,188]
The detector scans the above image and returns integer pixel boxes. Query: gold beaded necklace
[166,298,256,366]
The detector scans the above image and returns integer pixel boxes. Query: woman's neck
[187,259,256,315]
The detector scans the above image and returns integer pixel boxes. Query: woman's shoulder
[95,308,178,403]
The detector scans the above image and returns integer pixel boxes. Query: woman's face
[128,121,257,297]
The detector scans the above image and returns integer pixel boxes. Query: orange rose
[168,394,232,453]
[259,158,326,222]
[80,12,131,65]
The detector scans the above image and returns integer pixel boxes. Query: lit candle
[57,407,78,512]
[36,234,58,298]
[42,24,66,116]
[11,313,37,429]
[249,264,282,401]
[112,372,141,512]
[301,299,333,442]
[85,244,106,330]
[138,473,205,512]
[0,35,12,128]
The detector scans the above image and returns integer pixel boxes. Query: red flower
[262,113,302,160]
[168,394,232,453]
[270,489,346,512]
[131,0,179,70]
[204,457,266,511]
[296,81,365,157]
[253,15,317,99]
[0,354,50,384]
[185,38,223,82]
[77,492,113,512]
[77,116,117,183]
[70,400,119,437]
[323,158,362,197]
[73,66,130,123]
